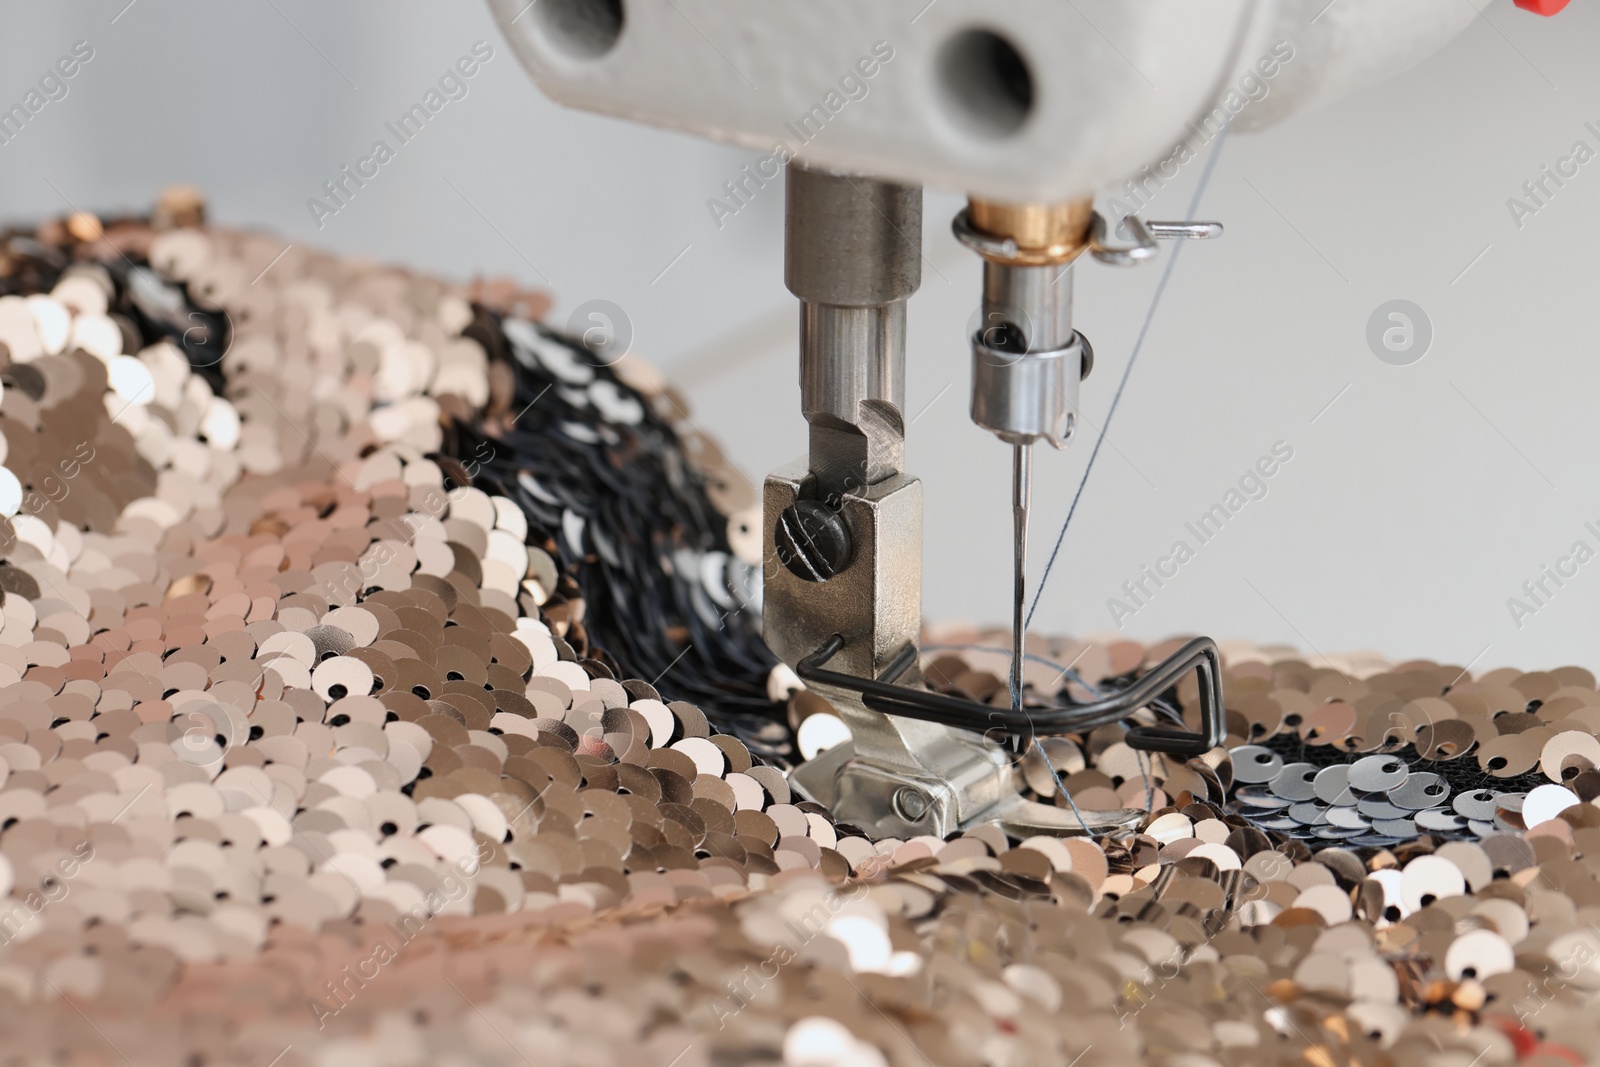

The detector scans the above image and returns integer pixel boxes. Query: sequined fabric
[0,195,1593,1067]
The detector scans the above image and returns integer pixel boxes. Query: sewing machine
[488,0,1560,839]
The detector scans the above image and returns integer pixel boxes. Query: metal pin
[1011,442,1031,711]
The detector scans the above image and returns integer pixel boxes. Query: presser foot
[782,630,1227,840]
[788,695,1143,840]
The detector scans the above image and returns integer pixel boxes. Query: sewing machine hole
[936,29,1034,139]
[533,0,625,60]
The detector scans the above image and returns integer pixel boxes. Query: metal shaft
[1011,442,1031,710]
[786,164,922,498]
[956,201,1091,714]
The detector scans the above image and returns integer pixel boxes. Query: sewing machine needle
[1011,441,1030,711]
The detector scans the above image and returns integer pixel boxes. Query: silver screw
[893,786,929,823]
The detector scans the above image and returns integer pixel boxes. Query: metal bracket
[1089,212,1223,266]
[768,462,1158,839]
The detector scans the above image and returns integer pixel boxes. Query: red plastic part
[1514,0,1570,14]
[1489,1017,1537,1058]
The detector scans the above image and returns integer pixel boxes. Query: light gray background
[2,1,1596,674]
